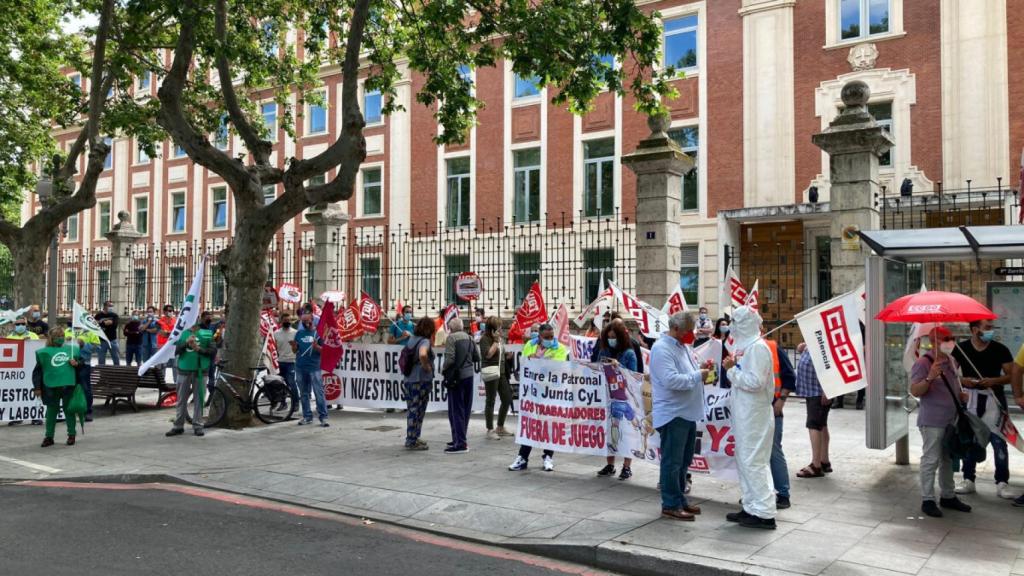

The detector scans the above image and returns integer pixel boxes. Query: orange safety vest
[765,339,783,399]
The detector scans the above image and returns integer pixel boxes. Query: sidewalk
[2,394,1022,576]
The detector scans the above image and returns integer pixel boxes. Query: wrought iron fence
[876,181,1020,230]
[12,212,634,319]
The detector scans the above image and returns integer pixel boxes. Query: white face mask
[939,342,956,355]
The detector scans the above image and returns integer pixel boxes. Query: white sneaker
[996,482,1016,500]
[955,479,976,495]
[542,455,554,472]
[508,455,528,471]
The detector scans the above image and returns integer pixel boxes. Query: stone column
[811,81,894,296]
[622,114,694,309]
[105,211,143,315]
[305,209,350,298]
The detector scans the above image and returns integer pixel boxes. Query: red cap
[931,326,953,339]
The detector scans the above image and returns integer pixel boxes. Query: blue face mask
[980,330,995,343]
[720,326,730,334]
[404,313,413,321]
[607,338,618,348]
[31,312,40,320]
[14,325,26,334]
[542,338,556,349]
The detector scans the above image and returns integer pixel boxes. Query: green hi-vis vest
[35,345,77,388]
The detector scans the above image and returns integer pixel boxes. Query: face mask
[32,312,40,320]
[131,315,139,321]
[699,313,708,321]
[980,330,995,343]
[14,325,26,334]
[107,307,115,314]
[939,341,956,355]
[542,338,556,349]
[681,331,695,345]
[607,338,618,348]
[404,313,413,321]
[720,326,730,334]
[53,338,65,347]
[282,322,291,329]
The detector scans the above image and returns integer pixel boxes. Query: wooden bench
[90,366,175,414]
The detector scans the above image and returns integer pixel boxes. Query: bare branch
[215,0,271,166]
[157,0,249,189]
[285,0,371,208]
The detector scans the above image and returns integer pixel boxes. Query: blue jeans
[279,362,297,402]
[658,417,697,510]
[142,336,157,361]
[770,415,790,498]
[962,433,1009,484]
[447,376,474,449]
[296,368,327,422]
[125,344,142,366]
[97,339,120,365]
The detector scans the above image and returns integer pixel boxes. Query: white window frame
[445,156,472,228]
[137,70,152,93]
[357,163,384,218]
[512,147,542,224]
[135,140,150,165]
[262,184,276,206]
[210,186,229,230]
[170,191,187,234]
[582,137,616,219]
[172,141,187,159]
[260,101,278,142]
[362,85,383,127]
[825,0,903,49]
[668,122,700,213]
[661,13,699,76]
[457,64,475,96]
[306,89,329,136]
[69,73,82,89]
[97,200,112,237]
[103,136,113,170]
[214,114,230,150]
[512,72,541,104]
[133,195,149,235]
[65,212,79,242]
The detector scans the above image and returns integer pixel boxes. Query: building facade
[22,0,1023,341]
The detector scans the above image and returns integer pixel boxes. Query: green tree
[144,0,675,427]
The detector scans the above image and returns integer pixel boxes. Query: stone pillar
[811,81,894,296]
[105,211,143,315]
[305,209,350,299]
[622,114,694,309]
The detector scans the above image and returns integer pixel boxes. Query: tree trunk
[11,235,52,311]
[217,227,272,428]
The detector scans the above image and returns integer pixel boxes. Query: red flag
[316,301,345,373]
[442,303,460,329]
[359,291,382,333]
[394,298,404,319]
[507,320,525,344]
[337,298,365,342]
[549,304,571,348]
[258,310,280,370]
[514,281,547,331]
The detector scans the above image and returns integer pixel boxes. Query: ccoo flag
[795,289,867,399]
[138,255,207,375]
[73,301,110,343]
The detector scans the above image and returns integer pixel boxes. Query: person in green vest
[65,325,101,422]
[166,322,216,437]
[33,327,81,447]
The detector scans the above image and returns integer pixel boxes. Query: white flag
[744,279,760,311]
[573,272,612,329]
[796,290,867,399]
[607,281,668,339]
[138,255,207,376]
[722,266,747,311]
[73,301,110,343]
[661,284,689,317]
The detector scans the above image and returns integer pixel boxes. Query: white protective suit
[725,306,777,520]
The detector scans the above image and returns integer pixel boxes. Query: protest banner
[0,339,47,422]
[515,357,609,456]
[796,289,867,399]
[603,362,647,460]
[570,335,596,361]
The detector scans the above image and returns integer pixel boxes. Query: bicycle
[185,365,295,427]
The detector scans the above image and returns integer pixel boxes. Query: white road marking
[0,454,61,474]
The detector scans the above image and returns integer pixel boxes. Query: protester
[592,321,639,480]
[442,317,479,454]
[713,318,732,388]
[1013,344,1024,508]
[292,313,328,427]
[34,327,81,447]
[165,322,216,437]
[909,326,972,518]
[388,305,415,345]
[479,316,513,440]
[794,348,832,478]
[951,319,1015,499]
[274,313,298,404]
[471,307,486,341]
[765,335,795,509]
[64,325,98,422]
[609,312,646,373]
[6,318,40,426]
[140,306,159,361]
[584,314,603,339]
[26,304,48,337]
[694,307,713,348]
[94,300,121,365]
[509,323,568,472]
[721,306,777,529]
[403,317,436,450]
[651,312,709,521]
[199,311,219,384]
[157,305,178,382]
[123,311,144,366]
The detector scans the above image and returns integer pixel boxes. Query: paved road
[0,483,615,576]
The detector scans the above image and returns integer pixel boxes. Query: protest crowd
[2,268,1024,530]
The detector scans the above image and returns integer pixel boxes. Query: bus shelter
[859,225,1023,463]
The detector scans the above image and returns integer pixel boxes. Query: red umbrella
[875,291,997,323]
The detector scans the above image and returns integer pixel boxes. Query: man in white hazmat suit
[721,305,777,529]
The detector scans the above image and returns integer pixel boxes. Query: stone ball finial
[840,80,871,108]
[647,112,671,137]
[117,210,131,223]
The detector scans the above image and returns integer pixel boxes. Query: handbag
[937,369,989,462]
[481,341,503,382]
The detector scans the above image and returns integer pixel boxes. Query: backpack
[399,337,422,378]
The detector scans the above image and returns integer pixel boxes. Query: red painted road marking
[17,481,616,576]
